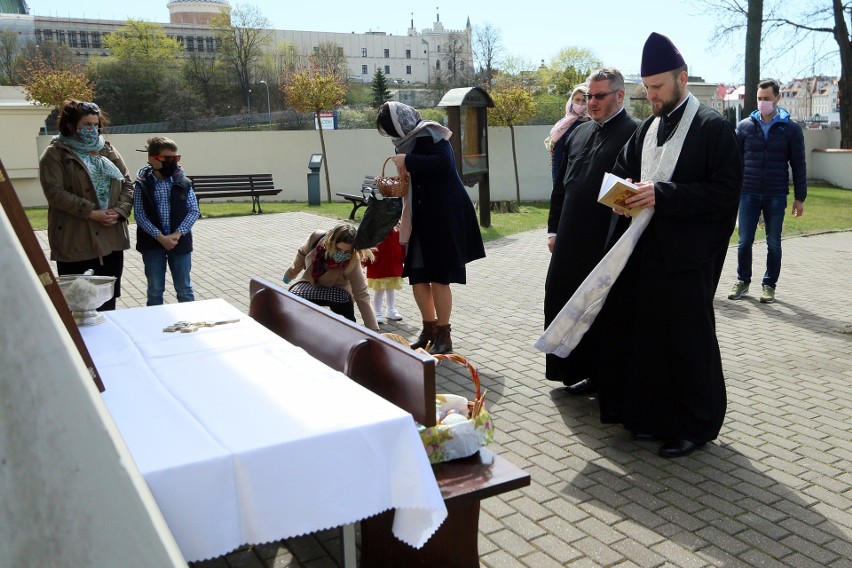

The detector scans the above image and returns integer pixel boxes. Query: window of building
[406,49,411,59]
[43,29,53,41]
[197,36,204,50]
[175,35,183,47]
[458,60,465,71]
[361,48,367,57]
[57,30,65,44]
[186,37,195,52]
[206,37,215,52]
[435,60,440,70]
[79,31,88,48]
[406,65,411,74]
[34,30,42,43]
[384,65,390,74]
[384,48,389,58]
[361,64,368,74]
[69,31,78,48]
[91,32,101,49]
[437,45,441,52]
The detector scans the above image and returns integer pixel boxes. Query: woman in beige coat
[283,224,379,331]
[39,100,133,310]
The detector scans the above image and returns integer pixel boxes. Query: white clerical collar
[594,107,625,127]
[666,93,690,118]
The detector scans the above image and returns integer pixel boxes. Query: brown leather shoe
[410,320,437,350]
[428,324,453,355]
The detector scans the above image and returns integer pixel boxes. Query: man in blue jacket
[729,79,807,304]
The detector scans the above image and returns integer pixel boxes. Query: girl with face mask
[38,100,133,310]
[282,223,380,331]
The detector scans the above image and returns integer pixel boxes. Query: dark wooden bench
[248,277,530,568]
[189,174,282,214]
[336,176,375,220]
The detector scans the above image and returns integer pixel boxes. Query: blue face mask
[76,124,99,145]
[331,250,352,263]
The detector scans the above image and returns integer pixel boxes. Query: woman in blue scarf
[39,100,133,310]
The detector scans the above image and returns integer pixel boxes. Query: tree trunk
[510,125,521,207]
[743,0,763,114]
[316,111,332,202]
[832,0,851,148]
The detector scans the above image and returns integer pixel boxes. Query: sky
[25,0,842,85]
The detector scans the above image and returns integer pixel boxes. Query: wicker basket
[381,334,493,463]
[374,157,410,198]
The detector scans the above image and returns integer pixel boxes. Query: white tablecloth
[81,299,446,562]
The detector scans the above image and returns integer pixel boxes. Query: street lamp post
[246,88,252,130]
[259,80,272,130]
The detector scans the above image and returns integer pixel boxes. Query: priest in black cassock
[598,33,743,458]
[544,68,639,393]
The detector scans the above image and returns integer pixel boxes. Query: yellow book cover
[598,172,641,217]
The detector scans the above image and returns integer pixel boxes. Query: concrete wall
[11,122,847,208]
[0,86,52,206]
[811,149,852,189]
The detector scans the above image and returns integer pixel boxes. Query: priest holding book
[544,68,639,394]
[597,33,742,457]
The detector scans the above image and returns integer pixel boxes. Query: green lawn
[23,186,851,244]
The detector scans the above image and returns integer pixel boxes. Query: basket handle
[433,353,481,400]
[381,156,395,176]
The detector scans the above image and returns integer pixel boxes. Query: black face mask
[158,160,178,178]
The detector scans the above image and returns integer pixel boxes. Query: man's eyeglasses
[583,91,617,101]
[151,154,181,162]
[79,102,100,114]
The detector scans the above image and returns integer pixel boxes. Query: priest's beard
[652,82,685,117]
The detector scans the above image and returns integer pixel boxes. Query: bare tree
[704,1,765,117]
[744,0,764,113]
[706,0,851,148]
[473,23,503,91]
[309,41,348,82]
[772,1,851,147]
[210,4,271,102]
[0,31,19,84]
[443,32,472,87]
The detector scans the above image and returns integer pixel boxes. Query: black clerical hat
[641,32,686,76]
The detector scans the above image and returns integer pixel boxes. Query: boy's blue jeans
[736,193,787,289]
[142,249,195,306]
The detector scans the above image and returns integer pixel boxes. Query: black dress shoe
[632,432,660,442]
[562,378,596,395]
[658,439,705,458]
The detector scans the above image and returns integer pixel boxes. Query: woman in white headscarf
[545,85,590,184]
[376,101,485,355]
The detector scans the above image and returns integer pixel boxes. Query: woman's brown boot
[428,324,453,355]
[410,320,437,350]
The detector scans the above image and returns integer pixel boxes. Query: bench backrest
[189,174,275,192]
[248,278,437,426]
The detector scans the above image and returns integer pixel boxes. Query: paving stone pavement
[38,215,852,567]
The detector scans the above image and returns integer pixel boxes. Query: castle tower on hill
[166,0,230,26]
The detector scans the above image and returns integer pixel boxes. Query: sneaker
[759,285,775,304]
[386,308,403,321]
[728,280,749,300]
[376,314,386,324]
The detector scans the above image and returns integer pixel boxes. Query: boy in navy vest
[133,137,199,306]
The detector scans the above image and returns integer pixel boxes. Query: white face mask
[571,103,587,115]
[758,100,775,116]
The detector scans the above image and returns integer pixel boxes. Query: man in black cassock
[544,68,639,394]
[599,33,743,458]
